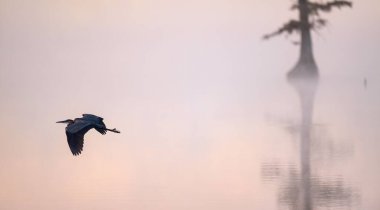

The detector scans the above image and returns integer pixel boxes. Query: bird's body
[57,114,120,155]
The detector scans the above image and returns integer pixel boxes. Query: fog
[0,0,379,209]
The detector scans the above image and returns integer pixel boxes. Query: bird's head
[56,119,74,124]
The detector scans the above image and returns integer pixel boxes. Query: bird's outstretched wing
[65,120,93,155]
[82,114,107,135]
[82,114,103,121]
[66,131,85,155]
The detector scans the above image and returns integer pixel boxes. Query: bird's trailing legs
[105,128,121,133]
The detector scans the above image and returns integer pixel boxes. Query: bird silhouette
[57,114,120,155]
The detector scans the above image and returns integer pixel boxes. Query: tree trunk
[288,0,319,78]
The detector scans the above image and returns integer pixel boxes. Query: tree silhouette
[264,0,352,78]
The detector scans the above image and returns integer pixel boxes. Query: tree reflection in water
[261,76,360,210]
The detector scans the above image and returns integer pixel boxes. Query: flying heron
[57,114,120,155]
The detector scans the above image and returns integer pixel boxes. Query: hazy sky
[0,0,379,119]
[0,0,379,107]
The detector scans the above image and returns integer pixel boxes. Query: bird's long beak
[56,120,66,123]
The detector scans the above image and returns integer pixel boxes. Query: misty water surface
[1,76,379,210]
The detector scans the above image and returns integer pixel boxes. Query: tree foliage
[291,0,353,15]
[263,0,352,40]
[263,20,302,40]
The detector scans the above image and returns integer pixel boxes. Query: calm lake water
[0,75,379,210]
